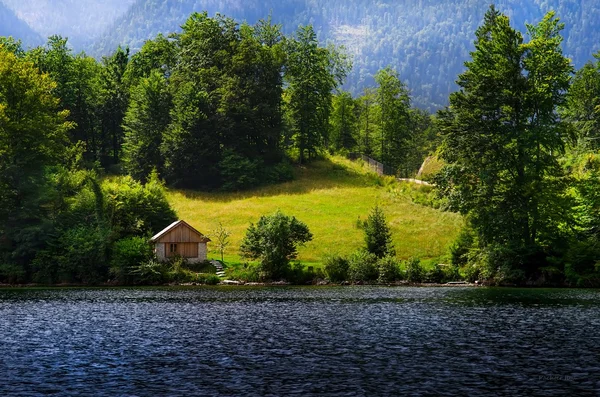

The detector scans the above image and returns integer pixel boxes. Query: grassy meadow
[167,156,463,266]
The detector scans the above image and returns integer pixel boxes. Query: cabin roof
[150,220,211,243]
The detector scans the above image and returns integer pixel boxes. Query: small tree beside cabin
[151,220,210,263]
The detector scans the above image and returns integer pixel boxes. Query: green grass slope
[167,156,462,265]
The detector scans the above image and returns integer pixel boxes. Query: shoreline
[0,281,587,289]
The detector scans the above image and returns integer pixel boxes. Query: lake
[0,286,598,396]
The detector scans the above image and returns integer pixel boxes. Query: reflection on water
[1,287,599,396]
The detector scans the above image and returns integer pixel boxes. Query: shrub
[0,263,27,284]
[225,264,260,282]
[54,225,111,284]
[564,238,600,287]
[219,150,261,191]
[184,260,217,273]
[110,236,154,284]
[285,262,315,284]
[166,256,196,283]
[441,264,461,282]
[424,264,445,283]
[348,250,378,283]
[377,255,400,284]
[324,255,349,282]
[450,226,475,266]
[265,161,294,184]
[129,258,169,285]
[240,210,313,280]
[196,273,221,285]
[405,258,424,283]
[103,174,177,239]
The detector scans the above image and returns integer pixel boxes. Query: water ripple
[0,287,598,396]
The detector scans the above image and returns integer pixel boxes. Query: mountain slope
[91,0,600,110]
[0,2,41,48]
[1,0,135,49]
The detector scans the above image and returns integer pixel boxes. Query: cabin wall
[155,242,166,261]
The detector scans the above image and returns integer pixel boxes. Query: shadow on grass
[171,157,387,203]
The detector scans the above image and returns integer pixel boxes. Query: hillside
[90,0,600,110]
[1,0,135,49]
[0,2,41,48]
[167,156,462,264]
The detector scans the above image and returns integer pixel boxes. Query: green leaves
[240,210,313,280]
[364,205,395,259]
[284,25,350,163]
[439,6,572,251]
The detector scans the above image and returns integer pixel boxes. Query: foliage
[211,223,231,263]
[405,258,425,283]
[240,210,313,280]
[224,263,261,282]
[46,225,111,284]
[0,46,71,275]
[183,261,217,274]
[563,53,600,149]
[330,91,358,151]
[285,262,321,285]
[449,225,476,267]
[284,25,350,163]
[103,173,177,239]
[424,264,445,284]
[160,13,287,190]
[347,250,378,283]
[364,205,395,259]
[129,258,169,285]
[195,273,221,285]
[122,70,171,182]
[323,255,350,283]
[110,236,154,284]
[437,7,573,269]
[377,255,400,284]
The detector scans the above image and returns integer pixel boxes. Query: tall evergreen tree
[122,71,171,182]
[374,67,411,174]
[364,205,395,259]
[330,91,358,151]
[438,6,572,251]
[99,46,129,166]
[284,25,350,163]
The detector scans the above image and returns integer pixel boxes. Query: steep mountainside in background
[91,0,600,110]
[0,2,41,47]
[1,1,599,109]
[89,0,600,110]
[1,0,135,49]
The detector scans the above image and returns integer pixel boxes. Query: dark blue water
[0,287,599,396]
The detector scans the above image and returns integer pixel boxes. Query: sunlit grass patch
[167,156,462,264]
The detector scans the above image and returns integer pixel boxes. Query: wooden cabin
[151,220,211,263]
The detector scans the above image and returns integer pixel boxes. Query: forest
[0,12,432,285]
[1,5,600,286]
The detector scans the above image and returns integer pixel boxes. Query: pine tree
[364,205,395,259]
[438,6,572,250]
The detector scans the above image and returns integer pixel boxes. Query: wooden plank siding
[166,242,199,258]
[156,223,206,243]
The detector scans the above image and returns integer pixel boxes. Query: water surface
[1,286,599,396]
